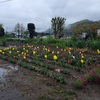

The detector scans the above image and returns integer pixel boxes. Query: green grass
[6,35,100,50]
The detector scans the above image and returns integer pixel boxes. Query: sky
[0,0,100,32]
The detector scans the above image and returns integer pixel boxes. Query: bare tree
[51,17,66,39]
[14,23,25,38]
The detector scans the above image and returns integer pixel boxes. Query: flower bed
[0,44,100,87]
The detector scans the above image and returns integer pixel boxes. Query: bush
[86,39,100,50]
[75,40,86,48]
[0,37,8,46]
[15,36,100,50]
[74,80,83,88]
[42,36,58,44]
[65,39,74,47]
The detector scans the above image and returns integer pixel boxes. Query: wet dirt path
[0,59,53,100]
[0,59,29,100]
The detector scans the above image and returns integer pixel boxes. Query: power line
[0,0,12,3]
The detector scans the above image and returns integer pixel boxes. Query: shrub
[42,36,58,44]
[74,80,83,88]
[65,38,74,47]
[74,39,87,48]
[0,37,8,46]
[86,39,100,50]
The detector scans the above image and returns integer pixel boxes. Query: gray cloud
[0,0,100,32]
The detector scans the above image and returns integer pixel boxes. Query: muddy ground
[0,59,77,100]
[0,42,100,100]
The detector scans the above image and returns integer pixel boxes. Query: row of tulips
[0,45,99,67]
[18,61,66,84]
[0,44,100,86]
[74,67,100,88]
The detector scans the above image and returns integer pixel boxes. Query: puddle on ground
[0,65,18,82]
[7,65,18,71]
[0,68,8,82]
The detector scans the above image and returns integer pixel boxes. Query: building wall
[97,29,100,36]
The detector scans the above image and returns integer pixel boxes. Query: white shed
[97,29,100,36]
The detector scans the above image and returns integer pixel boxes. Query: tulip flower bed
[0,44,100,87]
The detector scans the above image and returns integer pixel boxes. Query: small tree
[27,23,35,38]
[0,23,5,37]
[51,17,66,39]
[14,23,25,38]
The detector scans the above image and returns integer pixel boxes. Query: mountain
[45,28,52,34]
[44,19,100,37]
[70,19,93,28]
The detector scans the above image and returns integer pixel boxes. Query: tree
[27,23,35,38]
[14,23,25,38]
[20,24,25,37]
[71,24,91,37]
[70,20,100,39]
[0,23,3,28]
[51,17,66,39]
[90,21,100,38]
[0,23,5,37]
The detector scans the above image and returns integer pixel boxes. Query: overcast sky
[0,0,100,32]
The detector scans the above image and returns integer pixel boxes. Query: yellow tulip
[37,46,39,49]
[64,49,66,51]
[79,52,82,54]
[23,56,26,59]
[97,49,99,52]
[97,49,100,54]
[45,48,47,51]
[14,45,16,48]
[52,51,54,54]
[56,46,58,48]
[33,51,36,54]
[2,52,4,54]
[21,52,24,55]
[17,51,20,53]
[9,51,12,54]
[44,55,48,59]
[23,45,25,47]
[68,50,71,54]
[28,45,31,48]
[23,48,25,50]
[81,55,84,58]
[53,55,58,60]
[12,48,15,50]
[0,50,2,53]
[26,50,28,53]
[57,51,59,54]
[98,51,100,54]
[69,47,72,50]
[81,59,84,64]
[48,49,50,52]
[43,48,45,50]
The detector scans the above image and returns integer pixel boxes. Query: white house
[97,29,100,36]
